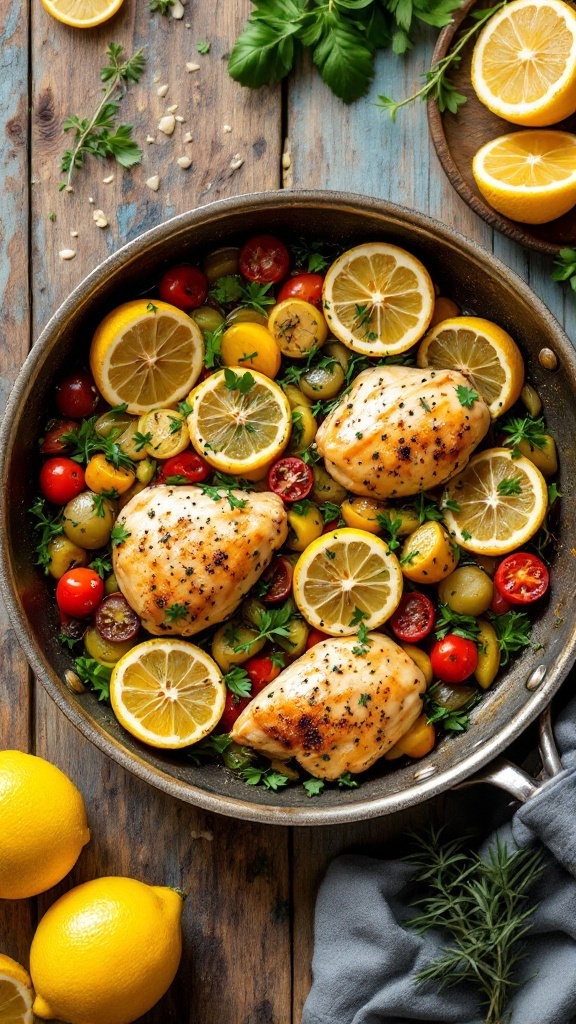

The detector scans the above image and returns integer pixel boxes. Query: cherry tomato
[239,234,290,284]
[40,458,85,505]
[244,654,281,694]
[390,592,436,643]
[156,451,211,485]
[323,519,340,534]
[306,628,330,650]
[268,457,314,502]
[494,552,550,605]
[219,691,251,733]
[158,264,209,311]
[55,370,99,420]
[58,610,85,641]
[56,568,104,618]
[490,589,511,615]
[278,273,324,310]
[430,635,478,684]
[260,556,293,604]
[95,593,140,642]
[40,419,78,455]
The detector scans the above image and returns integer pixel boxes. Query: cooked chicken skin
[316,364,490,500]
[230,634,426,779]
[113,485,288,636]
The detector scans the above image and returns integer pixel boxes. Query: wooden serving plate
[427,0,576,256]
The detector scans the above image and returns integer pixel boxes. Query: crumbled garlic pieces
[102,174,114,184]
[223,124,232,133]
[183,131,193,143]
[157,84,169,98]
[171,0,184,18]
[158,114,176,136]
[177,155,192,168]
[146,175,160,192]
[93,209,108,229]
[186,62,200,72]
[146,135,155,144]
[59,249,76,260]
[230,154,244,171]
[166,103,178,114]
[70,230,78,238]
[88,197,94,204]
[175,115,186,123]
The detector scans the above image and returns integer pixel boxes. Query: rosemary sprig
[61,43,145,191]
[377,2,507,120]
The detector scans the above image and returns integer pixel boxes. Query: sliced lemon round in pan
[40,0,124,27]
[441,447,548,556]
[90,299,204,415]
[186,367,291,475]
[110,639,225,749]
[0,954,34,1024]
[321,242,435,356]
[293,527,403,635]
[416,315,524,418]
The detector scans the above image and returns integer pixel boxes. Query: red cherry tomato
[306,628,330,650]
[430,635,478,684]
[494,552,549,605]
[219,691,251,733]
[95,594,140,642]
[40,458,85,505]
[490,589,511,615]
[268,457,314,502]
[239,234,290,284]
[244,655,282,695]
[156,451,211,485]
[56,568,104,618]
[390,591,436,643]
[40,419,78,455]
[323,519,340,534]
[55,370,99,420]
[158,265,208,311]
[278,273,324,309]
[260,556,293,604]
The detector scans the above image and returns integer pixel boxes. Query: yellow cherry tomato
[474,618,501,690]
[400,521,457,584]
[287,405,317,454]
[220,323,281,379]
[385,715,436,760]
[84,454,135,495]
[399,643,433,687]
[286,502,324,552]
[268,299,328,358]
[341,496,386,534]
[137,409,189,460]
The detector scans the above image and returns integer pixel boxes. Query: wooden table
[1,3,575,1021]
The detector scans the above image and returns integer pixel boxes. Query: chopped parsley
[224,666,253,698]
[497,476,522,496]
[455,385,480,408]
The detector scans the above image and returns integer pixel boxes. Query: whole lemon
[0,750,90,899]
[30,876,183,1024]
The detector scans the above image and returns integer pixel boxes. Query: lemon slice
[442,448,548,556]
[90,300,204,415]
[471,0,576,126]
[110,639,226,749]
[322,243,435,356]
[40,0,123,27]
[417,316,524,418]
[0,954,33,1024]
[473,131,576,225]
[186,367,291,475]
[293,527,403,635]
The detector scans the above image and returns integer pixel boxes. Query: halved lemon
[110,639,226,749]
[293,527,403,635]
[417,316,524,418]
[322,243,435,356]
[40,0,123,27]
[442,448,548,555]
[186,367,291,475]
[90,300,204,415]
[473,131,576,224]
[0,954,33,1024]
[471,0,576,126]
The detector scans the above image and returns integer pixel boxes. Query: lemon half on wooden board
[90,299,204,415]
[473,131,576,224]
[40,0,124,28]
[471,0,576,126]
[322,242,435,356]
[0,955,33,1024]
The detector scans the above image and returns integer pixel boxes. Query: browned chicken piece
[230,634,426,779]
[316,364,490,500]
[113,485,288,636]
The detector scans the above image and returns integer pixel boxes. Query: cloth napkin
[302,696,576,1024]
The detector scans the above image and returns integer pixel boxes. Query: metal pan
[2,190,576,826]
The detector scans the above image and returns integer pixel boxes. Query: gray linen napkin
[302,697,576,1024]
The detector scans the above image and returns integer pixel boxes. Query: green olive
[105,573,120,595]
[431,681,477,710]
[95,411,133,438]
[323,340,351,373]
[287,405,317,454]
[222,742,256,772]
[203,247,240,282]
[225,307,269,328]
[84,627,136,664]
[300,361,345,400]
[191,306,225,333]
[311,463,347,506]
[475,619,501,690]
[47,535,89,580]
[277,617,309,658]
[518,434,558,477]
[438,565,493,616]
[62,491,116,550]
[211,623,265,673]
[136,457,156,485]
[116,419,152,462]
[240,597,267,630]
[386,505,420,537]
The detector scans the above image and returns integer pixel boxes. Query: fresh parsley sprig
[500,414,547,458]
[234,603,294,654]
[424,686,481,732]
[240,765,290,790]
[60,417,135,471]
[224,666,253,698]
[75,657,112,702]
[490,610,531,666]
[29,498,64,573]
[435,604,480,643]
[552,248,576,291]
[149,0,175,14]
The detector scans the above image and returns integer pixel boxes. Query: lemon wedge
[0,954,33,1024]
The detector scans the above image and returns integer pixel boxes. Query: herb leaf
[491,610,531,666]
[224,666,253,698]
[75,657,112,702]
[435,604,480,643]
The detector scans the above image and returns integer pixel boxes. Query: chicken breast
[113,485,288,636]
[316,364,490,499]
[231,634,426,779]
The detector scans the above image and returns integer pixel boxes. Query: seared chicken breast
[113,485,288,636]
[316,364,490,499]
[231,634,426,779]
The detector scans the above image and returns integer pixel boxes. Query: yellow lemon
[40,0,124,28]
[0,954,33,1024]
[399,521,457,584]
[471,0,576,126]
[0,751,89,899]
[30,876,183,1024]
